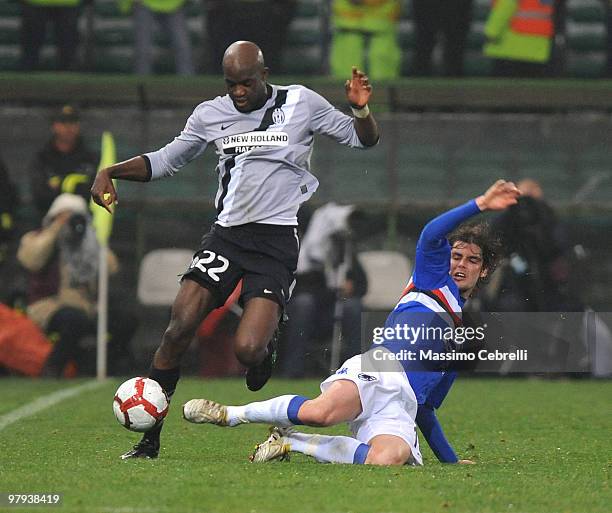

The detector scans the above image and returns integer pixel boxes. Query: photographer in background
[17,193,136,377]
[484,178,577,313]
[280,203,368,377]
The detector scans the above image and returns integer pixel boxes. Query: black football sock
[142,366,180,444]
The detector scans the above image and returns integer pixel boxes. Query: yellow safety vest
[484,0,554,63]
[333,0,401,33]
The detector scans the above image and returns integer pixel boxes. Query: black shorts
[182,223,299,310]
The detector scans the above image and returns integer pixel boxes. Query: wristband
[351,104,370,119]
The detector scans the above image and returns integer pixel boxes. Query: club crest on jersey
[357,373,377,382]
[272,108,285,125]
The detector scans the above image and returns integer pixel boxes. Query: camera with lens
[65,213,87,246]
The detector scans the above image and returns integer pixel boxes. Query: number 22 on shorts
[190,250,229,282]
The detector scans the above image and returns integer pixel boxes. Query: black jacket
[29,137,99,218]
[0,153,19,242]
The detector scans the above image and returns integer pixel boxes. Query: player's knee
[365,445,411,466]
[234,333,267,367]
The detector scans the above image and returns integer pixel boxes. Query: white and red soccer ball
[113,377,169,432]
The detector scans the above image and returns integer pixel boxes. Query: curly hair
[448,222,502,281]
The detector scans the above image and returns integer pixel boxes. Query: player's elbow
[418,221,439,244]
[356,134,379,148]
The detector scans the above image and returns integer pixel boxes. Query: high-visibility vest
[510,0,554,37]
[117,0,185,15]
[333,0,401,33]
[484,0,554,63]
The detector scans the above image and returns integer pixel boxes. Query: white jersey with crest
[144,84,367,227]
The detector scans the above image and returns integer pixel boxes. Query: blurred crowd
[1,0,608,379]
[0,103,594,378]
[13,0,612,78]
[0,106,137,378]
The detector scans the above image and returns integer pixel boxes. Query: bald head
[222,41,270,113]
[222,41,266,76]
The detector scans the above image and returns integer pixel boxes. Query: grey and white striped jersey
[144,84,367,227]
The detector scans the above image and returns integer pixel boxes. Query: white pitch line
[0,380,104,432]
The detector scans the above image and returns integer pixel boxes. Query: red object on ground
[0,303,51,376]
[0,303,77,377]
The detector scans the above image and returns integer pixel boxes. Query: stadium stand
[0,0,608,77]
[283,0,325,74]
[0,0,325,74]
[397,4,415,76]
[566,0,607,77]
[90,0,202,74]
[465,0,493,76]
[0,1,21,71]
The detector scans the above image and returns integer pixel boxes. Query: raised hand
[345,67,372,108]
[476,179,521,212]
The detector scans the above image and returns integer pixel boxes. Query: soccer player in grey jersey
[91,40,379,459]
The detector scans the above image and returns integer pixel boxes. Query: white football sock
[226,395,305,427]
[286,432,369,464]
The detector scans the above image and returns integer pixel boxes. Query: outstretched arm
[418,200,481,251]
[92,105,209,213]
[413,180,520,301]
[416,404,459,463]
[419,180,521,250]
[345,67,379,147]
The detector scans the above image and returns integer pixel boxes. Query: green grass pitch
[0,377,610,513]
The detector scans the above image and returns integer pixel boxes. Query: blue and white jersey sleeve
[304,88,368,149]
[412,200,481,290]
[145,104,209,180]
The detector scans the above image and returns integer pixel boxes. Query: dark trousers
[412,0,473,77]
[43,307,93,377]
[206,0,296,73]
[43,306,137,377]
[20,2,80,71]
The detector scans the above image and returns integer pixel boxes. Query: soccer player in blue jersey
[184,179,520,465]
